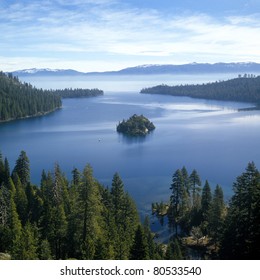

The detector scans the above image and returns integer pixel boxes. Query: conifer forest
[0,151,259,260]
[0,71,260,260]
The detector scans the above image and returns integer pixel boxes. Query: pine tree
[165,238,183,260]
[169,169,190,235]
[13,173,28,225]
[110,173,139,259]
[100,187,116,259]
[181,166,190,195]
[78,164,103,259]
[169,169,184,236]
[201,180,212,232]
[9,191,23,259]
[130,225,148,260]
[0,183,12,252]
[111,172,125,225]
[19,222,39,259]
[208,185,225,246]
[4,157,10,184]
[38,239,52,260]
[12,151,30,186]
[220,162,260,259]
[189,169,202,208]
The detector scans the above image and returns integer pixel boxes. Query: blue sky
[1,0,260,72]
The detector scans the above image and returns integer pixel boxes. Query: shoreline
[0,106,62,123]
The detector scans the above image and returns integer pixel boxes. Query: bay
[1,73,260,218]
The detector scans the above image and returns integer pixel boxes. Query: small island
[116,114,155,136]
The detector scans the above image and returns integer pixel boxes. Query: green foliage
[165,238,183,260]
[12,151,30,186]
[0,72,104,122]
[208,185,225,245]
[0,72,61,121]
[117,114,155,136]
[141,76,260,104]
[154,163,260,259]
[53,88,103,98]
[169,169,190,236]
[0,151,151,260]
[220,162,260,259]
[130,225,148,260]
[1,150,260,260]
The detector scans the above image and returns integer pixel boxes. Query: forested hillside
[0,72,62,122]
[53,88,103,98]
[153,164,260,259]
[141,76,260,104]
[0,151,259,259]
[0,151,163,260]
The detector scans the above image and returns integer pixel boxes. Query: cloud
[1,0,260,71]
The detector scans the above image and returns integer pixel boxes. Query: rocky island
[116,114,155,136]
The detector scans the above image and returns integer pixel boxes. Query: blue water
[1,74,260,218]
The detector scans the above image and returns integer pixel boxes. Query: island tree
[116,114,155,136]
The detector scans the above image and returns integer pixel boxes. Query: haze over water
[1,74,260,216]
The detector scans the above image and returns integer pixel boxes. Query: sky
[1,0,260,72]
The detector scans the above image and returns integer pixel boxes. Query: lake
[1,73,260,219]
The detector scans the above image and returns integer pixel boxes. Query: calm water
[1,74,260,218]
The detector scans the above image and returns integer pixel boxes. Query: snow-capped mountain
[12,68,83,76]
[115,62,260,74]
[11,62,260,77]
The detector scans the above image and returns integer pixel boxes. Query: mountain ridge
[10,62,260,76]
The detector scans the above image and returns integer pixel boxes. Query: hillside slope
[0,72,61,122]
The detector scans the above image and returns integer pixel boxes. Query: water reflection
[117,132,154,144]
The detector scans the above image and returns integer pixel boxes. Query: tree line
[152,165,260,259]
[0,151,163,260]
[140,76,260,104]
[0,72,61,122]
[53,88,103,98]
[0,151,259,259]
[0,72,104,122]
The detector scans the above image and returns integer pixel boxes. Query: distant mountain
[12,68,83,76]
[114,62,260,75]
[11,62,260,77]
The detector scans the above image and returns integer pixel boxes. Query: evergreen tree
[78,164,103,259]
[201,180,212,231]
[19,222,39,260]
[189,169,202,208]
[169,169,183,236]
[25,183,43,225]
[0,183,12,252]
[9,190,23,259]
[13,173,28,225]
[209,185,225,246]
[181,166,190,195]
[72,167,81,186]
[111,172,125,226]
[165,238,183,260]
[38,239,52,260]
[169,169,190,235]
[110,173,139,259]
[12,151,30,186]
[130,225,148,260]
[0,72,62,122]
[100,187,116,259]
[220,162,260,259]
[4,157,11,184]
